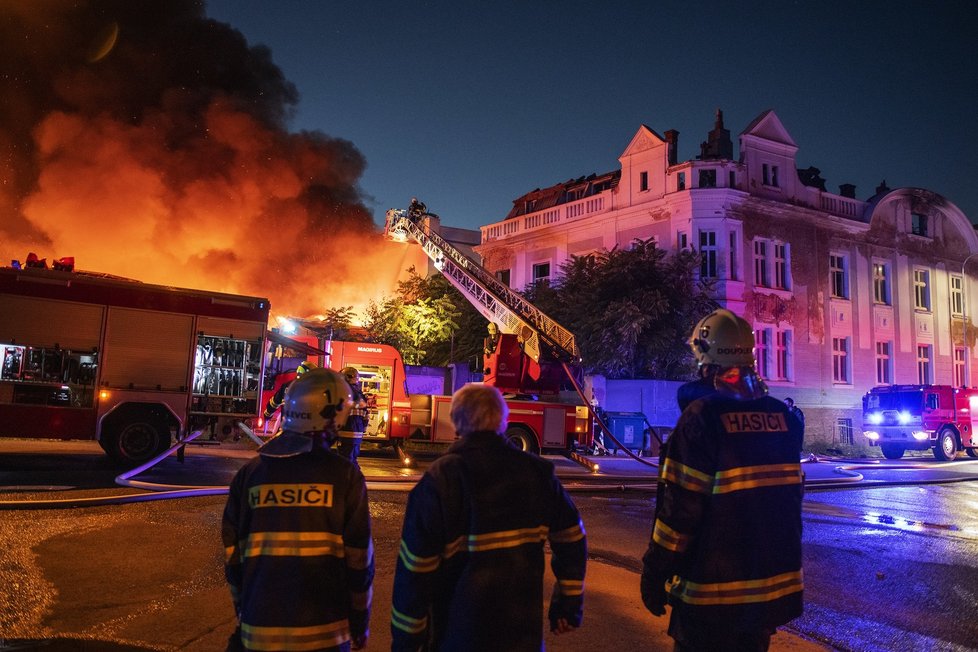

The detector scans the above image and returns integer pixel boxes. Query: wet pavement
[3,439,978,650]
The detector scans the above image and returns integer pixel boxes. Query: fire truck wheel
[504,425,539,455]
[105,415,170,465]
[934,429,958,461]
[880,443,905,460]
[967,447,978,459]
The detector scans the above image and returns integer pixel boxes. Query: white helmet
[283,368,353,434]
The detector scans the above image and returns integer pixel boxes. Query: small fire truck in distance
[0,264,269,465]
[862,384,978,461]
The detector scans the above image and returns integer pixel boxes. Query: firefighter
[337,366,369,466]
[222,368,374,651]
[408,196,427,221]
[262,360,313,423]
[391,383,587,651]
[641,309,804,652]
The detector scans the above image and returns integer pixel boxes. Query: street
[1,441,977,651]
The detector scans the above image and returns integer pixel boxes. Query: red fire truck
[0,265,269,464]
[382,208,595,455]
[862,384,978,460]
[259,335,590,455]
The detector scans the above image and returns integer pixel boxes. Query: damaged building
[474,109,978,447]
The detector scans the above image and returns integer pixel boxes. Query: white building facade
[474,110,978,445]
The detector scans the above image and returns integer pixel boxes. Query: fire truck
[862,384,978,461]
[382,207,594,454]
[0,264,269,465]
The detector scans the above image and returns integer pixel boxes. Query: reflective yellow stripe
[675,569,804,606]
[443,535,465,559]
[351,586,372,611]
[345,540,374,570]
[467,526,548,552]
[660,459,713,494]
[225,544,238,564]
[713,463,802,494]
[241,619,349,651]
[391,606,428,634]
[398,539,441,573]
[652,519,691,553]
[241,531,344,558]
[550,520,586,543]
[558,578,584,596]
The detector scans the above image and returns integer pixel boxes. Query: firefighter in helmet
[337,366,369,466]
[223,368,374,651]
[262,360,314,422]
[641,309,804,651]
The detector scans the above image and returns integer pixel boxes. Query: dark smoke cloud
[0,0,411,317]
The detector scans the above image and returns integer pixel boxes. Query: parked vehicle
[862,384,978,460]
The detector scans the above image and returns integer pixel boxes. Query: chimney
[876,179,891,195]
[664,130,679,166]
[839,183,856,198]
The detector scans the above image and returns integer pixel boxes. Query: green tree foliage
[357,267,487,366]
[524,239,716,380]
[317,306,357,341]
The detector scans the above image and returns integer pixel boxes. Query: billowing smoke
[0,0,415,318]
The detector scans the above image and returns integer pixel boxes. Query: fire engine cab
[862,384,978,460]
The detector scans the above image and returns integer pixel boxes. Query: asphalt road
[3,440,978,651]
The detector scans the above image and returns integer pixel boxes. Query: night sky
[205,0,978,232]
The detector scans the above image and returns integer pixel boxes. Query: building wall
[475,110,978,447]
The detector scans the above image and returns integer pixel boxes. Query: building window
[951,275,964,316]
[698,169,716,188]
[532,262,550,283]
[699,230,718,279]
[496,269,511,287]
[762,163,780,187]
[875,341,892,385]
[755,328,771,379]
[678,231,688,249]
[911,212,929,237]
[873,262,891,305]
[640,171,649,192]
[832,337,850,383]
[753,240,769,287]
[830,254,849,299]
[917,345,932,384]
[755,327,792,381]
[677,172,686,191]
[913,268,931,311]
[955,347,967,387]
[728,231,738,281]
[774,243,789,289]
[836,418,854,445]
[728,170,736,188]
[775,330,791,380]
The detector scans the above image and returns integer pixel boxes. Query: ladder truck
[384,207,628,463]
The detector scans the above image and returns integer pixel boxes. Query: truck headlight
[864,431,880,440]
[866,412,883,425]
[912,431,929,441]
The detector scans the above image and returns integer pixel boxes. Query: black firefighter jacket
[391,431,587,651]
[222,447,374,651]
[642,393,804,647]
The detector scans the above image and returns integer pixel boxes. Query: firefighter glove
[641,573,668,616]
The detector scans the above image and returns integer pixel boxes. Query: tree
[524,238,716,380]
[356,267,487,366]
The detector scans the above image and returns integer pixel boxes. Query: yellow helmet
[340,366,359,384]
[689,309,755,368]
[281,368,353,435]
[296,360,315,376]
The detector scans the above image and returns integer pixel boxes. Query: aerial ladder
[384,207,655,467]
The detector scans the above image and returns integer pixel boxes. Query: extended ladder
[384,209,579,363]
